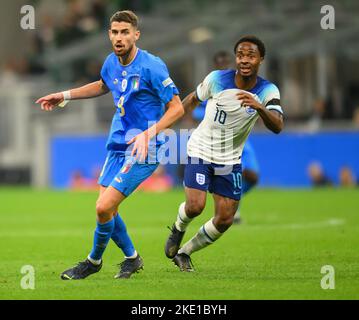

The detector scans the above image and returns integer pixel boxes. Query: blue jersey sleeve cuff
[100,76,110,90]
[161,86,180,105]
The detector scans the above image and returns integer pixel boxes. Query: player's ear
[259,57,264,64]
[108,28,112,40]
[135,29,140,41]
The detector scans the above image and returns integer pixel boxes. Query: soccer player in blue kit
[192,51,260,224]
[36,10,184,280]
[165,36,284,271]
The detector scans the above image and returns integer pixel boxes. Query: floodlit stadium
[0,0,358,302]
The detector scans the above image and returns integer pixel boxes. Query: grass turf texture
[0,187,358,300]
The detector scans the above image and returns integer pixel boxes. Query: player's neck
[235,73,257,91]
[118,46,138,66]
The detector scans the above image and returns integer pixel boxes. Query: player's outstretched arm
[128,94,184,161]
[237,92,284,134]
[181,91,201,113]
[35,79,109,111]
[153,94,185,134]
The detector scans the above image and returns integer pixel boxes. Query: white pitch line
[243,218,346,230]
[0,219,346,237]
[0,227,158,237]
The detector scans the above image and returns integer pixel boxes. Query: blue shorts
[242,141,259,173]
[184,157,242,201]
[98,151,158,196]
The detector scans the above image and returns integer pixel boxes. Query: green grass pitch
[0,187,358,300]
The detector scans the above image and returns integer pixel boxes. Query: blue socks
[88,213,135,263]
[111,213,136,257]
[89,218,115,262]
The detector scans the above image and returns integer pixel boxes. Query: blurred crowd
[307,161,358,188]
[3,5,359,191]
[307,97,359,130]
[0,0,153,83]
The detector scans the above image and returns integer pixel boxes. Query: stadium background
[0,0,358,300]
[1,0,359,189]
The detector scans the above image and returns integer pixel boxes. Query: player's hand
[127,130,150,162]
[237,92,263,110]
[35,92,64,111]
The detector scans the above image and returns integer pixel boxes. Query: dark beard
[116,45,134,64]
[241,73,256,82]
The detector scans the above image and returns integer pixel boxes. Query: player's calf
[176,218,223,258]
[172,198,237,270]
[213,195,238,232]
[213,214,234,233]
[165,202,191,258]
[185,199,205,217]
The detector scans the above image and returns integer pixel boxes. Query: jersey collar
[118,48,140,67]
[234,70,262,93]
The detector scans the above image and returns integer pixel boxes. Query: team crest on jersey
[245,106,257,116]
[196,173,205,185]
[132,77,140,90]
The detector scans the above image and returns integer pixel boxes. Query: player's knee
[185,199,205,217]
[96,201,113,218]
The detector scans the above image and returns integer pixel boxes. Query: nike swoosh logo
[216,103,225,107]
[233,191,242,195]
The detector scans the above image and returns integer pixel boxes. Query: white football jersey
[187,70,283,165]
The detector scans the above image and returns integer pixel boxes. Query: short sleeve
[264,84,283,114]
[196,71,215,102]
[149,60,179,105]
[100,57,111,90]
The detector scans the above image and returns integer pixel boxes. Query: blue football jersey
[100,48,179,154]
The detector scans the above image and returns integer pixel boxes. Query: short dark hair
[110,10,139,29]
[234,35,265,57]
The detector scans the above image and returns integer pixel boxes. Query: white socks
[87,255,102,265]
[175,202,193,232]
[88,251,138,264]
[178,218,223,256]
[125,250,138,260]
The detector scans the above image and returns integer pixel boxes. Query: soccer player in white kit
[165,36,284,271]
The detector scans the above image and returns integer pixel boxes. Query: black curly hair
[234,35,265,58]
